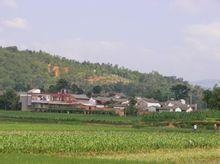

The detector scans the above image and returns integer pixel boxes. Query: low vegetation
[0,110,219,163]
[0,130,219,154]
[142,110,220,122]
[0,110,140,124]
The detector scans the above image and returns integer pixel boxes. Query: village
[20,88,197,116]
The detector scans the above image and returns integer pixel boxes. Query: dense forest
[0,46,204,107]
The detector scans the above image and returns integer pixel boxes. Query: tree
[48,85,58,93]
[203,90,213,108]
[86,91,92,98]
[0,89,19,110]
[48,79,69,93]
[92,85,102,94]
[171,84,190,100]
[15,82,30,92]
[56,79,69,90]
[211,87,220,109]
[202,87,220,110]
[125,97,137,116]
[70,84,84,94]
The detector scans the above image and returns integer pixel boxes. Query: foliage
[171,84,190,100]
[88,110,117,115]
[0,89,19,110]
[92,85,102,94]
[125,97,137,116]
[70,83,84,94]
[203,87,220,110]
[86,91,92,98]
[203,90,213,108]
[48,79,69,93]
[48,79,85,94]
[142,110,220,122]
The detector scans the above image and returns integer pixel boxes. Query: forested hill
[0,46,203,103]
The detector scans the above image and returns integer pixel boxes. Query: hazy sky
[0,0,220,81]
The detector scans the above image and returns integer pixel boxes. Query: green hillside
[0,46,203,104]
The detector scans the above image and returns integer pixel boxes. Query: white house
[175,107,182,112]
[27,89,41,94]
[163,100,194,113]
[136,98,161,113]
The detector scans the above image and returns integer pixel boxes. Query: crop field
[0,110,219,163]
[0,110,141,124]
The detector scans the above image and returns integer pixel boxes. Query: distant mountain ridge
[191,79,220,89]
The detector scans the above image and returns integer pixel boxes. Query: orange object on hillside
[53,66,60,79]
[47,63,51,73]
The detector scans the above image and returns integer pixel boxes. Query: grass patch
[0,149,219,164]
[0,153,145,164]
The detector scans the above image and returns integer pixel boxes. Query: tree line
[203,87,220,109]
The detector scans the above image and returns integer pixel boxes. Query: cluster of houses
[20,89,196,116]
[136,98,195,115]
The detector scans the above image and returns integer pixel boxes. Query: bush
[89,110,117,116]
[142,110,220,122]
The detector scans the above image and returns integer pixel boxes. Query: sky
[0,0,220,81]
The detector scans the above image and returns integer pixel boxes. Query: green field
[0,110,219,163]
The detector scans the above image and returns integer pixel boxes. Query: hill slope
[0,46,203,103]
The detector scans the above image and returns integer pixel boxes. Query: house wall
[148,106,157,112]
[20,94,32,111]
